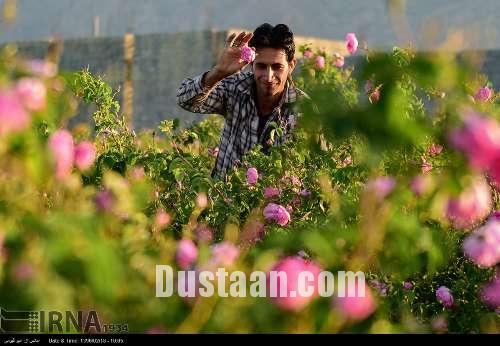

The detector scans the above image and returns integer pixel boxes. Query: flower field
[0,35,499,333]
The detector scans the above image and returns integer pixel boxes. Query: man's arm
[176,68,231,116]
[176,31,255,117]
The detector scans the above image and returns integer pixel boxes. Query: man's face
[252,47,296,98]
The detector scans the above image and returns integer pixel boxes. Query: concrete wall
[13,30,226,130]
[8,31,500,131]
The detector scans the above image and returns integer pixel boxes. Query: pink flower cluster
[402,281,414,291]
[176,239,198,269]
[15,78,46,112]
[436,286,454,309]
[481,276,500,310]
[345,33,358,55]
[334,279,377,321]
[0,77,49,136]
[421,157,433,174]
[195,224,214,243]
[333,53,345,68]
[48,130,96,179]
[263,187,281,199]
[154,209,171,228]
[445,177,492,229]
[410,175,433,197]
[303,50,313,59]
[450,112,500,171]
[0,90,30,136]
[364,80,380,103]
[207,147,219,157]
[474,86,493,102]
[268,256,322,311]
[263,203,291,226]
[210,241,240,267]
[427,143,443,156]
[27,59,57,78]
[365,176,396,201]
[315,56,325,70]
[463,219,500,267]
[246,167,259,185]
[240,45,256,64]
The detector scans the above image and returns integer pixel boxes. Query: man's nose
[266,67,273,82]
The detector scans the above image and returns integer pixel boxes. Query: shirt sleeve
[176,71,231,117]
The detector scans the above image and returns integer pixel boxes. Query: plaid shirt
[177,70,306,180]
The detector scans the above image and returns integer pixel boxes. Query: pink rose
[341,155,353,167]
[436,286,454,309]
[290,176,301,186]
[410,175,432,197]
[365,80,380,103]
[195,224,214,243]
[145,326,167,334]
[446,178,492,229]
[263,187,281,199]
[48,129,75,179]
[240,220,266,245]
[364,80,374,94]
[210,241,239,267]
[240,45,256,64]
[463,220,500,267]
[489,210,500,221]
[449,112,500,170]
[333,54,345,68]
[130,166,145,180]
[268,256,322,311]
[27,59,57,78]
[365,176,396,201]
[299,189,312,198]
[474,86,493,102]
[427,143,443,156]
[369,279,388,297]
[196,192,208,209]
[345,33,359,55]
[207,147,219,157]
[94,189,115,213]
[246,167,259,186]
[303,50,313,59]
[74,141,96,171]
[15,78,46,111]
[402,281,414,291]
[315,56,325,69]
[12,262,36,282]
[488,158,500,191]
[480,276,500,310]
[263,203,291,226]
[334,279,377,321]
[154,209,171,228]
[176,239,198,269]
[431,316,448,333]
[0,90,30,135]
[421,158,433,174]
[369,89,380,103]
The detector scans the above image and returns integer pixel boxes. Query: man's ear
[288,58,297,73]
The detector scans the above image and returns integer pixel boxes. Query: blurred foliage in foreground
[0,38,498,333]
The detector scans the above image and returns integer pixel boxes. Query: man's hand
[203,31,255,89]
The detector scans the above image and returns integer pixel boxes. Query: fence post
[123,32,135,127]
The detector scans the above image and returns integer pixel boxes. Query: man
[177,23,306,180]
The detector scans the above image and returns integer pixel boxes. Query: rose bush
[0,34,498,333]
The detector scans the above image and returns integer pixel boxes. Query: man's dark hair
[249,23,295,62]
